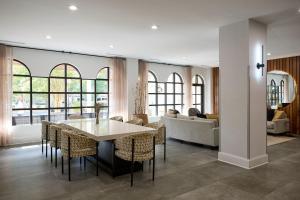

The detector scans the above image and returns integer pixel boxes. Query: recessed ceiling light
[45,35,52,39]
[267,52,271,56]
[109,44,114,49]
[69,5,78,11]
[151,25,158,30]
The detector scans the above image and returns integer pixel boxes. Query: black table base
[88,140,143,177]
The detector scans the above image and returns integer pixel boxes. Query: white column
[218,19,268,169]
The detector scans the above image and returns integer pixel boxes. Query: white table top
[58,118,156,141]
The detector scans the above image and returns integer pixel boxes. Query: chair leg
[96,142,99,176]
[61,156,64,174]
[45,124,48,158]
[68,137,71,181]
[80,157,82,167]
[84,157,86,170]
[55,131,58,168]
[50,147,53,163]
[164,129,166,162]
[131,138,135,187]
[153,136,155,181]
[112,142,115,178]
[42,139,44,154]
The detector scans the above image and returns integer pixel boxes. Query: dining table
[58,118,156,177]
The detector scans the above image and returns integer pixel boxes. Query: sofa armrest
[268,118,289,134]
[212,127,219,146]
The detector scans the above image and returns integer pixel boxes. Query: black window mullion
[64,64,67,120]
[80,79,83,115]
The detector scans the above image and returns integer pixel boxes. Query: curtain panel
[137,60,148,114]
[184,66,192,114]
[0,45,13,146]
[110,57,127,118]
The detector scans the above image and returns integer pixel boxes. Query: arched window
[12,60,31,125]
[192,75,204,113]
[148,71,158,116]
[12,61,110,125]
[280,80,284,103]
[49,64,81,121]
[166,73,184,113]
[95,67,109,118]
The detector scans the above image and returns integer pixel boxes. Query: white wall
[13,47,111,78]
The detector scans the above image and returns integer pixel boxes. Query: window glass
[12,60,30,75]
[12,94,30,109]
[96,80,108,93]
[97,68,108,79]
[82,80,95,93]
[32,77,48,92]
[67,79,81,92]
[32,94,48,108]
[13,76,30,92]
[50,65,65,77]
[50,79,65,92]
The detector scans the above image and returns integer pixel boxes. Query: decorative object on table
[95,103,103,124]
[133,81,148,125]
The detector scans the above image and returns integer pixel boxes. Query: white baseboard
[218,152,268,169]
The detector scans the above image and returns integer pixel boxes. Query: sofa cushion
[168,109,180,114]
[164,113,177,118]
[194,118,218,127]
[272,110,287,121]
[177,114,194,120]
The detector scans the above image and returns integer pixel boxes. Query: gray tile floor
[0,138,300,200]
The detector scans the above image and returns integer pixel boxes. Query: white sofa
[267,119,290,134]
[161,116,219,147]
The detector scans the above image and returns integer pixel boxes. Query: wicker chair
[145,122,166,161]
[126,118,143,126]
[49,124,70,168]
[114,132,155,186]
[61,129,99,181]
[110,116,124,122]
[41,120,53,158]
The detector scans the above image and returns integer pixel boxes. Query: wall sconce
[256,45,265,76]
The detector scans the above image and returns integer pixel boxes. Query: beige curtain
[137,60,148,114]
[184,66,192,114]
[110,57,127,117]
[0,45,13,146]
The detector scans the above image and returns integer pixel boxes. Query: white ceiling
[0,0,299,67]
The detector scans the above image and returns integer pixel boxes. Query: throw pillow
[206,114,219,120]
[272,110,287,121]
[197,113,207,118]
[267,108,275,121]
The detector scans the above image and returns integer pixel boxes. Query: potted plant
[133,81,148,125]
